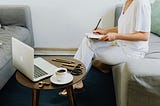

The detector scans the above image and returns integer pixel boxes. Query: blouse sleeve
[135,2,151,32]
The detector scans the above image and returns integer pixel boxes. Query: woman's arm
[115,32,149,41]
[100,32,149,41]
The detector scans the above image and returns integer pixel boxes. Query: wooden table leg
[66,86,76,106]
[32,89,39,106]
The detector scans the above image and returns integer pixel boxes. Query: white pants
[74,37,128,72]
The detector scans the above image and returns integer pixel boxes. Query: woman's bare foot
[59,89,67,96]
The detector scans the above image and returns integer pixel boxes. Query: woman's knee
[95,54,126,65]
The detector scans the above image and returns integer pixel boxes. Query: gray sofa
[0,5,34,90]
[112,4,160,106]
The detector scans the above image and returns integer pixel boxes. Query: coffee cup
[55,68,67,82]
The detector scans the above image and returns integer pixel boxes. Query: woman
[59,0,151,96]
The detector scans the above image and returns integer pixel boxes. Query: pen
[52,58,75,64]
[94,16,102,30]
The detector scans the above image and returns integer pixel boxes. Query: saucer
[50,73,73,85]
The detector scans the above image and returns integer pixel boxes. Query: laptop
[12,37,58,82]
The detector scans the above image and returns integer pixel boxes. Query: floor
[0,66,116,106]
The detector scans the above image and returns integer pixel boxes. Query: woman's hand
[99,33,118,41]
[92,28,107,35]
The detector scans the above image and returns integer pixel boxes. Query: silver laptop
[12,37,58,82]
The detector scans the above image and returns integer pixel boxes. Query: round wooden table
[16,56,86,106]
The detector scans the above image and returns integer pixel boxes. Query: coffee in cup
[55,68,67,82]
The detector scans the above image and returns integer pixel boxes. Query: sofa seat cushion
[149,33,160,43]
[145,42,160,59]
[144,33,160,59]
[0,26,31,70]
[126,59,160,96]
[4,26,31,42]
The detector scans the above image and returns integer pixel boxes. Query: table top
[16,56,86,90]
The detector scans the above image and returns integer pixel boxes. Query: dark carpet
[0,66,116,106]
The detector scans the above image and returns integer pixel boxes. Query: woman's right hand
[93,28,107,35]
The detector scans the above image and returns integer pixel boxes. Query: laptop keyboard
[34,65,48,78]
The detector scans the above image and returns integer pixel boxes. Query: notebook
[85,33,103,40]
[12,37,58,82]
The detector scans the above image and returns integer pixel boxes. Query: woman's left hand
[100,33,118,41]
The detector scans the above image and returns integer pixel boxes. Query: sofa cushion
[4,26,31,42]
[127,59,160,76]
[0,26,31,70]
[146,33,160,59]
[151,0,160,36]
[149,33,160,43]
[145,42,160,59]
[0,6,28,27]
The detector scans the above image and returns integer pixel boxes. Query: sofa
[0,5,34,90]
[112,2,160,106]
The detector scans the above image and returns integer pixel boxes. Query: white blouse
[117,0,151,58]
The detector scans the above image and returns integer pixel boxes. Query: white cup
[55,68,67,82]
